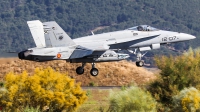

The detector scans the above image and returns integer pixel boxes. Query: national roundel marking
[59,36,63,40]
[57,53,61,58]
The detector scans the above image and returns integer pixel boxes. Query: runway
[82,86,124,90]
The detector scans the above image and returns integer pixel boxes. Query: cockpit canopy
[127,25,159,31]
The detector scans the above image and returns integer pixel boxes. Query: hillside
[0,0,199,53]
[0,58,156,86]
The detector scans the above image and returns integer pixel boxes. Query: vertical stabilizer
[43,21,76,47]
[27,20,46,47]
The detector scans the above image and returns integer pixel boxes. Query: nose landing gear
[135,52,145,67]
[128,49,147,67]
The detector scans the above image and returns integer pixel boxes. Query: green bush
[173,87,200,112]
[0,82,4,87]
[23,106,40,112]
[149,48,200,108]
[108,86,157,112]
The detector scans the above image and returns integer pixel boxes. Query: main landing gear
[76,63,99,76]
[128,49,147,67]
[76,63,85,75]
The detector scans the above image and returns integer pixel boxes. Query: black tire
[90,68,99,76]
[76,66,84,75]
[136,61,144,67]
[136,61,139,66]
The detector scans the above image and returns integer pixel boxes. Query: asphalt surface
[81,86,124,90]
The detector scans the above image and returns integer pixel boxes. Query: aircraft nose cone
[190,35,196,40]
[180,33,196,40]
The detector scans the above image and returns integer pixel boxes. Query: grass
[77,89,113,112]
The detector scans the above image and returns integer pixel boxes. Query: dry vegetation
[0,58,156,86]
[78,89,111,112]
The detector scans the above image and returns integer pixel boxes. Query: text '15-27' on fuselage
[18,20,196,76]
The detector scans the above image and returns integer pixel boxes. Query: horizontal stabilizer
[70,46,93,59]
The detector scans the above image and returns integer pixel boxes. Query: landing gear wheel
[76,66,84,75]
[136,61,144,67]
[90,68,99,76]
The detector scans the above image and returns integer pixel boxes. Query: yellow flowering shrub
[0,67,87,111]
[173,87,200,112]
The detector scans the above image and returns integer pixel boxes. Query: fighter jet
[18,20,196,76]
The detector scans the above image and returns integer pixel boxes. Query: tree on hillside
[0,0,199,52]
[0,67,87,111]
[149,48,200,109]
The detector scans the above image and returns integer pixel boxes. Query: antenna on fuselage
[91,31,94,35]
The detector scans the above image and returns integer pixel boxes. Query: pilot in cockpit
[137,25,150,31]
[146,26,150,31]
[128,25,158,31]
[137,26,143,31]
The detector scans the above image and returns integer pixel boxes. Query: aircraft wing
[69,46,93,59]
[73,39,110,51]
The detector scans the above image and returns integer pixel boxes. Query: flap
[69,46,93,59]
